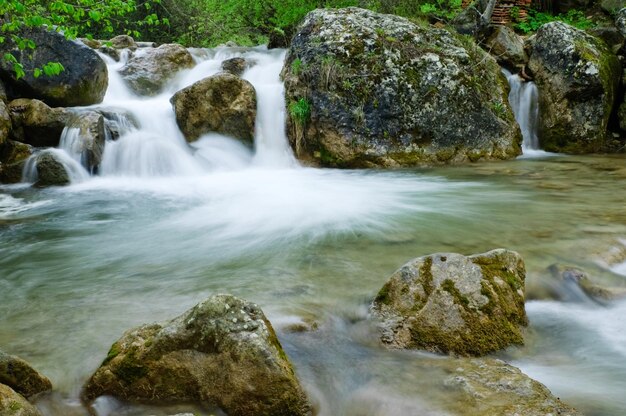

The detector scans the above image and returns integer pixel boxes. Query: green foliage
[418,0,462,21]
[516,8,595,33]
[289,98,311,125]
[291,58,303,75]
[0,0,164,78]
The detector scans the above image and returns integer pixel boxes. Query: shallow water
[1,46,626,416]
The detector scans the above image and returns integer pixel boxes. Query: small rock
[109,35,137,50]
[119,44,195,96]
[0,140,33,183]
[0,350,52,398]
[485,26,528,69]
[170,73,256,143]
[548,263,626,303]
[0,101,10,146]
[221,57,248,76]
[61,112,107,173]
[30,151,70,187]
[371,249,528,356]
[82,294,311,416]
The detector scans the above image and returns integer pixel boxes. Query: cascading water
[503,69,553,157]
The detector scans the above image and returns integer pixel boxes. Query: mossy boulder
[82,294,311,416]
[0,140,33,184]
[170,73,256,143]
[282,7,521,168]
[0,27,108,107]
[0,350,51,398]
[7,99,71,148]
[119,44,195,96]
[528,21,621,153]
[371,249,527,356]
[0,384,42,416]
[443,358,580,415]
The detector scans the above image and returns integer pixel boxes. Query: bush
[516,9,595,33]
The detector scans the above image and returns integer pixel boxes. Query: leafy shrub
[516,8,595,33]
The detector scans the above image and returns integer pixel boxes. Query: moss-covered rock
[221,57,249,76]
[0,102,10,146]
[281,8,521,168]
[0,140,33,184]
[0,350,51,398]
[82,294,311,416]
[371,249,527,356]
[0,27,108,107]
[0,384,42,416]
[119,44,195,96]
[7,99,70,148]
[528,21,621,153]
[443,358,580,415]
[27,151,70,187]
[170,73,256,143]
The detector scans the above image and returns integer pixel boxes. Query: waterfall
[22,148,90,184]
[503,69,550,157]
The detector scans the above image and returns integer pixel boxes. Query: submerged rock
[282,8,521,168]
[371,249,527,356]
[0,140,33,183]
[548,263,626,303]
[443,358,580,415]
[0,350,51,398]
[0,28,108,107]
[7,99,70,147]
[170,73,256,143]
[528,21,621,153]
[119,44,195,96]
[83,294,311,416]
[0,384,42,416]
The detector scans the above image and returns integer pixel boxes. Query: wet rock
[617,8,626,38]
[96,109,138,141]
[0,102,10,146]
[528,22,621,153]
[61,112,107,174]
[0,350,51,398]
[109,35,137,50]
[485,26,528,69]
[588,26,624,54]
[548,263,626,303]
[221,57,248,76]
[31,152,70,187]
[0,27,108,107]
[98,46,121,62]
[443,358,580,415]
[0,81,7,103]
[119,44,195,96]
[0,384,42,416]
[170,73,256,143]
[371,249,527,356]
[78,38,102,49]
[282,8,521,168]
[0,140,33,183]
[7,99,70,147]
[82,294,311,416]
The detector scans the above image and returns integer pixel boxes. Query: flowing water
[1,47,625,416]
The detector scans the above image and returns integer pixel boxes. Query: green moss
[375,282,392,305]
[102,342,121,365]
[115,349,147,384]
[420,257,434,297]
[441,279,470,307]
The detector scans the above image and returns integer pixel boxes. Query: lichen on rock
[282,7,521,168]
[82,294,311,416]
[371,249,528,356]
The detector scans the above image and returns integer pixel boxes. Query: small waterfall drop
[22,148,90,184]
[504,69,549,157]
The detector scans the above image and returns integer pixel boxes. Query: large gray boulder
[371,249,527,356]
[282,8,521,168]
[0,384,42,416]
[0,28,108,107]
[528,22,621,153]
[119,44,195,96]
[82,294,311,416]
[170,73,256,143]
[0,350,51,398]
[443,358,580,415]
[7,99,70,147]
[0,140,32,183]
